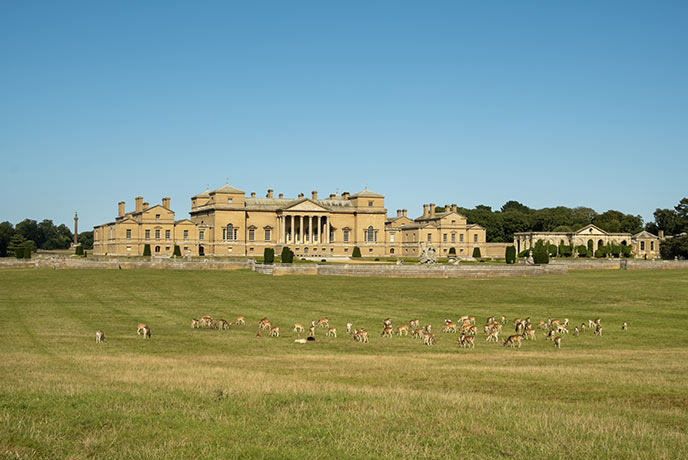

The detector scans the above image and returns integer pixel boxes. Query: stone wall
[0,256,253,271]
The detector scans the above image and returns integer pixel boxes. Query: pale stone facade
[94,185,504,258]
[513,224,660,259]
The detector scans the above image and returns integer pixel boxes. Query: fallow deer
[486,330,500,343]
[218,319,230,330]
[232,316,246,326]
[269,326,280,337]
[191,319,200,329]
[594,325,603,336]
[95,330,105,343]
[346,323,353,334]
[409,319,420,329]
[423,333,436,346]
[554,336,562,349]
[317,318,329,328]
[503,334,522,348]
[396,325,409,336]
[326,327,337,338]
[574,326,579,336]
[381,326,393,338]
[459,334,475,349]
[293,323,305,333]
[622,321,628,331]
[142,326,151,339]
[137,323,148,335]
[442,322,457,334]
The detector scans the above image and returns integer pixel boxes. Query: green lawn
[1,268,687,459]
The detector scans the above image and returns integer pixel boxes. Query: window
[155,246,160,253]
[390,248,395,254]
[155,229,160,240]
[369,248,373,252]
[183,230,188,240]
[390,233,395,243]
[651,241,654,251]
[366,226,374,242]
[126,246,131,252]
[427,233,432,242]
[199,230,204,241]
[451,220,456,225]
[165,230,170,240]
[126,229,131,240]
[227,198,233,204]
[343,230,349,243]
[265,229,271,241]
[249,247,254,252]
[368,201,373,207]
[460,234,464,243]
[474,234,478,243]
[640,241,645,250]
[443,233,447,243]
[165,246,170,251]
[184,247,188,252]
[248,229,255,241]
[226,224,234,241]
[304,248,309,254]
[155,214,160,222]
[145,230,150,239]
[451,233,456,243]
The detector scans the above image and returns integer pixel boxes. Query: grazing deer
[218,319,230,330]
[594,325,603,336]
[383,317,392,328]
[486,316,495,325]
[580,323,586,333]
[326,327,337,338]
[258,317,271,330]
[317,318,329,329]
[556,325,569,334]
[137,323,148,335]
[396,325,409,336]
[545,330,556,341]
[191,318,200,329]
[409,319,420,329]
[537,320,546,329]
[142,326,151,339]
[501,316,507,324]
[424,324,432,334]
[574,326,579,336]
[346,323,353,334]
[261,321,272,331]
[562,318,569,328]
[442,322,457,334]
[622,321,628,331]
[522,328,536,341]
[381,326,393,338]
[95,330,105,343]
[201,316,213,327]
[269,326,280,337]
[423,333,436,346]
[412,328,424,339]
[594,318,601,326]
[459,315,469,323]
[554,336,562,349]
[232,316,246,326]
[208,319,218,330]
[353,329,369,343]
[588,319,595,329]
[293,323,305,333]
[486,330,500,343]
[309,325,316,337]
[469,316,476,325]
[503,335,522,348]
[459,334,475,349]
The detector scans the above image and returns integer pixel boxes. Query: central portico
[281,199,331,244]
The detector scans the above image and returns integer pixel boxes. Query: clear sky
[1,1,686,231]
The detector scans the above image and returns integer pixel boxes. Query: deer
[469,316,476,325]
[232,316,246,326]
[580,323,586,333]
[442,322,457,334]
[258,317,271,330]
[293,323,305,334]
[486,330,500,343]
[554,336,562,349]
[574,326,579,336]
[411,328,424,340]
[383,317,392,328]
[622,321,628,331]
[269,326,280,337]
[208,319,218,330]
[522,328,536,341]
[459,315,469,323]
[326,327,337,338]
[261,321,273,332]
[409,319,420,329]
[556,324,569,334]
[218,319,230,330]
[545,330,556,341]
[317,318,329,329]
[353,329,369,343]
[309,325,316,337]
[423,333,436,346]
[594,325,603,336]
[95,330,105,343]
[141,326,151,339]
[294,338,308,344]
[381,326,393,338]
[396,325,409,336]
[346,323,353,334]
[191,318,200,329]
[137,323,148,335]
[201,315,213,327]
[459,334,475,349]
[503,334,522,348]
[424,324,432,334]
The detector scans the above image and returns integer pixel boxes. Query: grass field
[1,268,687,459]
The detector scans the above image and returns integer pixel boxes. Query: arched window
[367,226,375,242]
[155,246,160,253]
[226,224,234,241]
[390,248,395,254]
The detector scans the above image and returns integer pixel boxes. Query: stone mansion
[93,184,507,258]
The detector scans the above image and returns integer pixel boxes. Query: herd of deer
[96,313,624,349]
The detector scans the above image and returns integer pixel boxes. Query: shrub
[172,245,182,257]
[505,246,516,264]
[263,247,275,264]
[449,247,456,255]
[558,242,573,258]
[472,247,481,258]
[281,246,294,264]
[610,243,621,258]
[83,250,87,258]
[547,243,558,257]
[352,247,361,258]
[23,246,31,259]
[15,247,24,259]
[587,240,594,255]
[532,241,549,264]
[143,244,151,257]
[518,249,530,258]
[577,245,588,257]
[75,245,84,256]
[622,244,633,258]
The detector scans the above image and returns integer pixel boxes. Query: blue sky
[1,1,686,231]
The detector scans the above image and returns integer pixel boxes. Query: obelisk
[74,212,78,246]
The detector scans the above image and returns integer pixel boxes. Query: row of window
[128,229,191,241]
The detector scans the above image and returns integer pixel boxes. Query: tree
[505,246,516,264]
[577,245,588,257]
[472,247,481,258]
[78,231,93,250]
[23,246,31,259]
[448,247,456,255]
[7,234,27,257]
[352,247,361,258]
[143,244,151,256]
[172,245,182,257]
[0,221,14,257]
[660,234,688,260]
[263,247,274,264]
[532,241,549,264]
[501,201,531,214]
[15,220,40,247]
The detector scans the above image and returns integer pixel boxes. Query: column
[298,215,303,244]
[308,215,314,244]
[316,216,321,244]
[281,215,286,243]
[325,217,330,244]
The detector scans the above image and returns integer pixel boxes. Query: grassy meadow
[1,268,687,459]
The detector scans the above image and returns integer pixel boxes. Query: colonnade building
[93,184,505,258]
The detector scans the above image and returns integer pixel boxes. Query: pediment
[119,217,138,224]
[283,199,329,212]
[576,224,607,236]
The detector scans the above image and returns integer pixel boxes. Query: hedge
[505,246,516,264]
[264,247,275,264]
[532,241,549,264]
[472,247,481,258]
[281,246,294,264]
[352,247,361,258]
[143,244,151,257]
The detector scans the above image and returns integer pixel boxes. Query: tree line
[0,219,93,257]
[647,198,688,259]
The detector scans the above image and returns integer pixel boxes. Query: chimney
[452,204,458,213]
[342,192,350,199]
[118,201,125,217]
[279,193,284,199]
[135,196,143,212]
[658,230,664,239]
[312,190,318,200]
[162,197,170,209]
[329,193,336,199]
[142,202,149,210]
[430,203,436,217]
[445,204,450,212]
[403,209,407,217]
[267,189,273,198]
[298,193,304,199]
[423,204,429,217]
[251,192,256,198]
[397,209,402,217]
